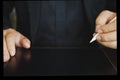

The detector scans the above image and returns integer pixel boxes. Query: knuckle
[102,10,109,13]
[96,17,102,25]
[7,28,14,31]
[3,28,15,36]
[6,32,16,39]
[96,10,109,23]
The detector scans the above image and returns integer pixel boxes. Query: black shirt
[3,0,116,47]
[28,1,91,47]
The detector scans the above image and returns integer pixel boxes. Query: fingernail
[25,41,30,48]
[10,50,15,56]
[23,39,30,48]
[93,33,96,36]
[96,36,101,40]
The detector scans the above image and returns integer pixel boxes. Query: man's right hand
[3,28,31,62]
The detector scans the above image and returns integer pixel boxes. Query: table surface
[4,44,117,76]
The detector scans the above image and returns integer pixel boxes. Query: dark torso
[14,1,111,47]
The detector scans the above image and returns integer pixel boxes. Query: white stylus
[89,16,116,43]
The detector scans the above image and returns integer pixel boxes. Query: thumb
[15,32,31,49]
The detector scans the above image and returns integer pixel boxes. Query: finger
[21,38,31,48]
[96,31,116,42]
[101,20,116,33]
[15,32,31,48]
[6,33,16,56]
[95,10,116,31]
[97,41,117,49]
[3,37,10,62]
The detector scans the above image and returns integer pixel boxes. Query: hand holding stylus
[90,16,116,43]
[90,10,117,49]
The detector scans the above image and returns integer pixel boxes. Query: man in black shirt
[3,1,116,62]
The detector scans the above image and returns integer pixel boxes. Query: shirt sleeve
[3,1,15,29]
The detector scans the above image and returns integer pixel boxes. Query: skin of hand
[3,28,31,62]
[95,10,117,49]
